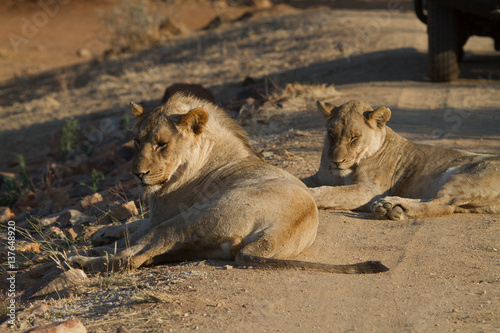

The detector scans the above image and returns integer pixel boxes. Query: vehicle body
[414,0,500,82]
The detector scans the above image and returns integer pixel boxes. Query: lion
[69,93,388,274]
[303,100,500,220]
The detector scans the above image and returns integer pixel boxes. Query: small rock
[293,130,310,136]
[116,326,130,333]
[224,265,233,270]
[17,241,41,253]
[64,227,79,242]
[109,201,138,221]
[32,269,88,298]
[39,214,60,227]
[159,18,188,36]
[253,0,272,9]
[81,225,106,242]
[79,192,103,210]
[0,206,15,224]
[25,317,87,333]
[261,151,274,158]
[46,226,65,239]
[76,48,92,58]
[58,209,93,227]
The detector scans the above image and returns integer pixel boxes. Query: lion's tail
[235,253,389,274]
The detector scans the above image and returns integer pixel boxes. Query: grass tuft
[60,118,80,162]
[80,169,105,194]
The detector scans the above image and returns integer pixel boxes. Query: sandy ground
[0,1,499,332]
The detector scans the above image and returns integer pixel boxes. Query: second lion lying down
[69,93,387,274]
[303,100,500,220]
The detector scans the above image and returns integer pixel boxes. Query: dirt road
[1,1,499,332]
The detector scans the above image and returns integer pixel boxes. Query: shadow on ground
[1,42,499,167]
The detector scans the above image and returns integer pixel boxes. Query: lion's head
[129,99,209,193]
[317,100,391,175]
[129,93,257,194]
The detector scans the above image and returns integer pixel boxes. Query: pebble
[262,151,274,157]
[109,201,139,221]
[0,206,14,224]
[76,48,92,58]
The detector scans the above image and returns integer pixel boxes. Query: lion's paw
[68,254,92,269]
[68,253,128,273]
[90,225,127,247]
[372,198,405,220]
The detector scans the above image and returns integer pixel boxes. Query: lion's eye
[156,142,167,149]
[350,136,359,144]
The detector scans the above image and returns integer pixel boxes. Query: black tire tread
[427,0,460,82]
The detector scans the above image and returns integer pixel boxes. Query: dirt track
[1,1,499,332]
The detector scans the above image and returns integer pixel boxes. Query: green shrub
[105,0,159,47]
[80,169,105,193]
[0,176,21,207]
[60,118,80,162]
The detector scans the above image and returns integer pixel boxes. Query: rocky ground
[0,0,499,332]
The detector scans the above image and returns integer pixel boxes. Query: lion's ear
[366,107,391,128]
[317,101,336,118]
[179,108,209,135]
[130,102,144,118]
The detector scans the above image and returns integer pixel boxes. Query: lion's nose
[133,170,150,181]
[333,159,346,166]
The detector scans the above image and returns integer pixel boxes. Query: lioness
[69,94,387,274]
[303,100,500,220]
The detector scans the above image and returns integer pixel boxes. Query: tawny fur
[303,100,500,220]
[69,94,387,274]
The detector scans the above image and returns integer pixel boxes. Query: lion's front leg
[310,184,381,211]
[69,233,172,272]
[69,210,208,273]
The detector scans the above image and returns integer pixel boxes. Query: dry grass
[238,81,340,136]
[132,289,176,304]
[15,265,209,332]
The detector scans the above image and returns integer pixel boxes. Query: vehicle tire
[427,0,460,82]
[457,29,470,62]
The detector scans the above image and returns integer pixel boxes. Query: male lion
[303,100,500,220]
[69,94,387,274]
